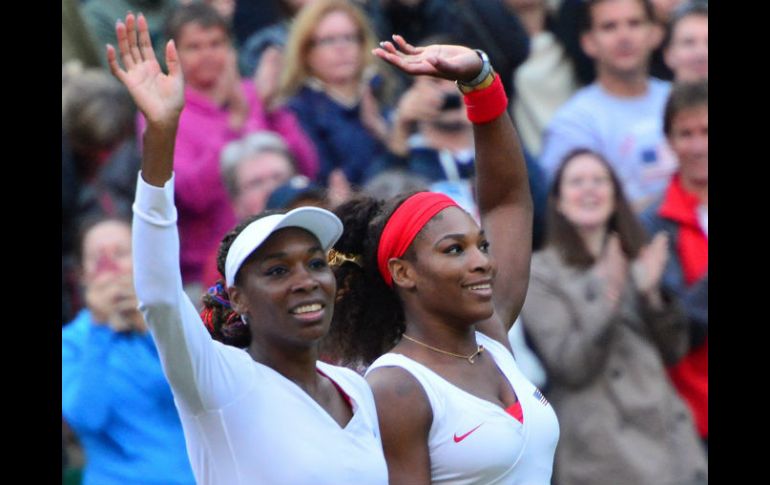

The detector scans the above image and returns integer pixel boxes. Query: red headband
[377,192,459,287]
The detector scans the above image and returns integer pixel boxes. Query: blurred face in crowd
[233,152,296,219]
[665,14,708,81]
[306,10,363,85]
[581,0,659,78]
[81,220,133,286]
[668,104,708,185]
[176,23,231,90]
[557,154,616,231]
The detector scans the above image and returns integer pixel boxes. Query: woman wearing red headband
[325,36,559,484]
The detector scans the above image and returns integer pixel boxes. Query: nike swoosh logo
[453,423,483,443]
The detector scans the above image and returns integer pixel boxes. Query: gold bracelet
[457,71,496,94]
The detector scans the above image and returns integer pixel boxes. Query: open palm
[107,13,185,125]
[373,35,483,82]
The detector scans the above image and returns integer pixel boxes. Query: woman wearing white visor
[108,13,387,484]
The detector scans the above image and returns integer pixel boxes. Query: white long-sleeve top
[132,173,388,485]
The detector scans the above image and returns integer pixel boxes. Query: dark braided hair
[322,192,423,366]
[200,211,285,347]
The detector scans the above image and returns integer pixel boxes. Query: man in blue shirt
[540,0,677,211]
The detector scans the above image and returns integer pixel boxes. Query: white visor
[224,206,343,287]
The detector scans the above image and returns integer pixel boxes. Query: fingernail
[379,41,386,47]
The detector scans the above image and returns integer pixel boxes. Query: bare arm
[473,105,532,344]
[373,36,532,347]
[367,367,433,485]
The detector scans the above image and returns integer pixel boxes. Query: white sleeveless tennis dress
[367,332,559,484]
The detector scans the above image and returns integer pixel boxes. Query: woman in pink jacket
[138,3,319,293]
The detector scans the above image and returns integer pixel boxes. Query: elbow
[137,300,180,324]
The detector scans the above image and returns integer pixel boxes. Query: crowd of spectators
[62,0,707,483]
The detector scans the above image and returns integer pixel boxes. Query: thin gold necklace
[401,334,485,364]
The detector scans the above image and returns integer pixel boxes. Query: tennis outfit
[367,332,559,484]
[132,173,388,485]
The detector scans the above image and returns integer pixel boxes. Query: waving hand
[107,13,184,126]
[373,35,483,82]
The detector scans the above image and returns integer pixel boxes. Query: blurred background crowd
[62,0,708,484]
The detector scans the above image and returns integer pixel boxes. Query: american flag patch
[533,388,549,406]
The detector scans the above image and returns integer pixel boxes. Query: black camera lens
[440,93,462,111]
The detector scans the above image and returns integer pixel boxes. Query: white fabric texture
[367,332,559,485]
[132,173,388,485]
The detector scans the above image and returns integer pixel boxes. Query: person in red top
[642,79,708,450]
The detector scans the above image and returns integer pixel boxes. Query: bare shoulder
[366,366,433,426]
[366,365,433,484]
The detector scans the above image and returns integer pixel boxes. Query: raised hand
[631,232,670,296]
[107,13,185,126]
[373,35,483,82]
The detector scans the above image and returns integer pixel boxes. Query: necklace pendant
[467,345,484,364]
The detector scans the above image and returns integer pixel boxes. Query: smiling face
[582,0,658,78]
[399,207,496,326]
[556,153,617,231]
[229,228,336,350]
[306,10,363,85]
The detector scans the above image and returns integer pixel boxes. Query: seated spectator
[641,80,708,450]
[540,0,677,212]
[278,0,395,188]
[521,148,707,485]
[663,1,708,82]
[62,217,195,485]
[138,3,318,293]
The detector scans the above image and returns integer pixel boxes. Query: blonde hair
[278,0,380,99]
